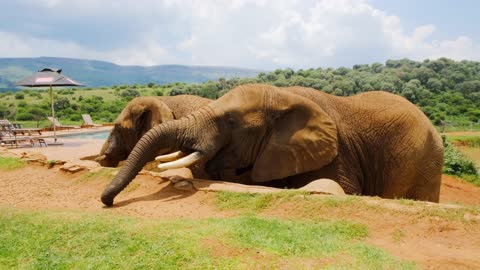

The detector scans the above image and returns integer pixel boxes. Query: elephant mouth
[95,154,121,167]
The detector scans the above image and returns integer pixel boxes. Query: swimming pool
[61,131,110,140]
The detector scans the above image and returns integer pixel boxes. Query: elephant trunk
[101,119,187,206]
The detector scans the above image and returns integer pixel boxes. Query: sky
[0,0,479,69]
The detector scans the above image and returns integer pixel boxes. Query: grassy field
[0,206,416,270]
[1,87,167,105]
[447,135,480,147]
[0,86,171,128]
[2,158,480,269]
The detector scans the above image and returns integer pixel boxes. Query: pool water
[63,131,110,140]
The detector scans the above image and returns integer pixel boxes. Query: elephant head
[101,84,338,206]
[96,97,175,167]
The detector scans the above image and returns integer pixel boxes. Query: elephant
[96,95,212,167]
[101,84,444,206]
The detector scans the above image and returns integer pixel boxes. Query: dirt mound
[0,165,226,219]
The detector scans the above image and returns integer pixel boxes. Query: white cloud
[1,0,478,68]
[177,36,196,51]
[0,31,177,66]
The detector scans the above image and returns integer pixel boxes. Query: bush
[28,92,42,98]
[119,89,140,100]
[16,112,33,121]
[15,93,24,99]
[442,136,478,176]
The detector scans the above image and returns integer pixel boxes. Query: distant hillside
[0,57,261,90]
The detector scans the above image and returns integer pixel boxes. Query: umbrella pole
[50,85,57,142]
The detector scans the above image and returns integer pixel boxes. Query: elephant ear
[251,95,338,182]
[120,97,175,139]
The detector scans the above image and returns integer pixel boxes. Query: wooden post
[50,85,57,142]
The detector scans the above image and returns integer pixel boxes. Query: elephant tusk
[157,151,202,171]
[155,151,185,162]
[95,155,106,162]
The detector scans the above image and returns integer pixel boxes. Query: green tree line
[170,58,480,127]
[1,58,480,128]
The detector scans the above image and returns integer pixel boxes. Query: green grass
[13,119,84,128]
[224,217,368,256]
[459,174,480,186]
[438,125,480,133]
[215,191,361,212]
[447,135,480,147]
[0,157,25,171]
[214,191,480,223]
[78,167,116,183]
[215,190,309,211]
[0,208,416,269]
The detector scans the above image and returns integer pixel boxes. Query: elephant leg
[380,162,440,202]
[407,173,441,203]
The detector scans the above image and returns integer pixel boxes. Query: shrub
[119,89,140,100]
[15,93,24,99]
[16,112,33,121]
[28,92,42,98]
[442,136,478,176]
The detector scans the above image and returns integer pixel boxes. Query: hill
[0,57,261,89]
[2,57,480,129]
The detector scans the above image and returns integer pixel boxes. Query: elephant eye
[224,112,236,127]
[227,117,236,127]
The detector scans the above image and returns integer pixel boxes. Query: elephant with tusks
[101,84,443,206]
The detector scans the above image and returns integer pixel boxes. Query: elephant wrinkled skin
[101,84,443,206]
[96,95,211,167]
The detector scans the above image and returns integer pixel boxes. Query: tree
[411,67,436,84]
[455,80,480,96]
[283,68,294,79]
[54,97,71,111]
[29,106,47,127]
[15,93,24,99]
[120,89,140,100]
[426,78,443,93]
[371,62,383,73]
[402,79,432,103]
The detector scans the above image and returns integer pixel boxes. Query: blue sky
[0,0,478,69]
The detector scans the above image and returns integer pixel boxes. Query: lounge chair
[47,117,81,131]
[0,131,47,148]
[81,114,102,128]
[0,119,42,135]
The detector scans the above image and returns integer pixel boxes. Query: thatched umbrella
[15,68,84,144]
